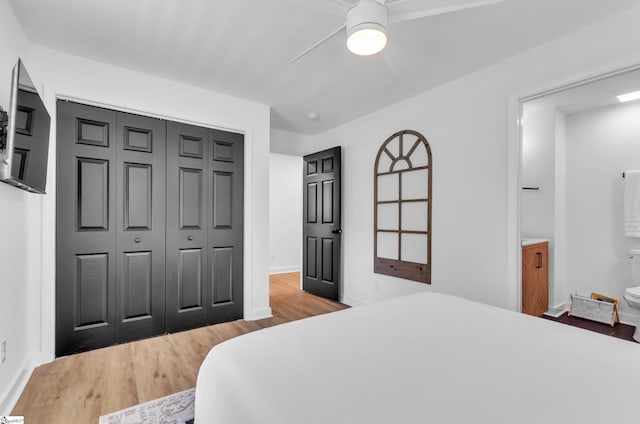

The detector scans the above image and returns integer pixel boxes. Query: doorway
[268,147,342,301]
[514,66,640,324]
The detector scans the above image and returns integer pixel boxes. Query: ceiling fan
[289,0,503,63]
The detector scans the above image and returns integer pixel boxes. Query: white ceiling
[8,0,640,135]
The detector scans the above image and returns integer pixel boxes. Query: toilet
[624,249,640,342]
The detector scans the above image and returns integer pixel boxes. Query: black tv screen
[0,58,51,193]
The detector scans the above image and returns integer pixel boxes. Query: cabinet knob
[188,236,193,241]
[134,238,141,243]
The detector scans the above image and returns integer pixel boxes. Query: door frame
[39,93,265,363]
[506,62,640,314]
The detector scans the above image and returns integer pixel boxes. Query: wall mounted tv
[0,58,51,194]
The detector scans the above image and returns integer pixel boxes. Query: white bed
[195,292,640,423]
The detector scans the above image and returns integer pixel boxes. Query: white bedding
[195,292,640,423]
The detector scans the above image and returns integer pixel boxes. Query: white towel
[624,170,640,237]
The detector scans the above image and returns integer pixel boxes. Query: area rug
[98,388,194,424]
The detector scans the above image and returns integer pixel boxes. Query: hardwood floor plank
[11,272,347,423]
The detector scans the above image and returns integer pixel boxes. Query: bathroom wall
[520,105,570,311]
[566,100,640,323]
[521,104,556,241]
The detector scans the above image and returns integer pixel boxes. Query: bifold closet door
[56,102,117,355]
[165,122,244,332]
[114,111,166,343]
[56,101,166,356]
[165,121,209,332]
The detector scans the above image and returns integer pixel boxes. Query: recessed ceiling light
[307,112,319,120]
[617,90,640,103]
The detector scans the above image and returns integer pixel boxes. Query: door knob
[134,238,141,243]
[332,229,342,234]
[188,236,193,241]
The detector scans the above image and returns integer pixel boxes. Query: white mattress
[195,292,640,423]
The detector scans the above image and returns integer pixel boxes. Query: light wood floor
[12,272,347,423]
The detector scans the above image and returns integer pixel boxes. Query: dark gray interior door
[165,122,244,331]
[302,147,341,300]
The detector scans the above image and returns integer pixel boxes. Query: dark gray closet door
[207,129,244,324]
[57,101,242,355]
[166,124,244,329]
[56,101,167,355]
[165,121,209,332]
[56,101,118,355]
[114,111,166,342]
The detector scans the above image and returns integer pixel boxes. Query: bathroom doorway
[516,66,640,325]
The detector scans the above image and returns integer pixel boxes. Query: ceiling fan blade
[289,23,346,64]
[389,0,502,23]
[332,0,357,6]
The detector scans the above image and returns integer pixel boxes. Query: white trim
[269,266,301,274]
[0,355,36,415]
[245,307,273,321]
[618,311,639,328]
[507,61,640,315]
[506,94,523,312]
[544,302,570,318]
[341,294,368,307]
[40,93,263,363]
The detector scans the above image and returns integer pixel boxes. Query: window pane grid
[374,129,432,284]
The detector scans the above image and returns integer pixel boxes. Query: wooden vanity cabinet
[522,241,549,316]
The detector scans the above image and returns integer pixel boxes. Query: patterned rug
[98,388,195,424]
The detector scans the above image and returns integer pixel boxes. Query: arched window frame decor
[374,129,432,283]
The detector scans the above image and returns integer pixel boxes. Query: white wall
[269,153,302,273]
[304,7,640,308]
[271,128,313,156]
[0,0,41,414]
[565,101,640,323]
[521,105,556,239]
[520,105,569,311]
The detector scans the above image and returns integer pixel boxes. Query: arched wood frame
[374,129,432,283]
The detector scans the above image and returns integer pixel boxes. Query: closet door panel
[207,129,244,324]
[166,121,209,332]
[115,111,166,342]
[56,101,117,356]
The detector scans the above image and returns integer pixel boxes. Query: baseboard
[0,354,37,415]
[341,294,369,307]
[269,266,301,274]
[544,302,570,318]
[618,311,638,327]
[245,306,273,321]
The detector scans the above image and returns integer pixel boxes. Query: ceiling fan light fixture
[347,22,388,56]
